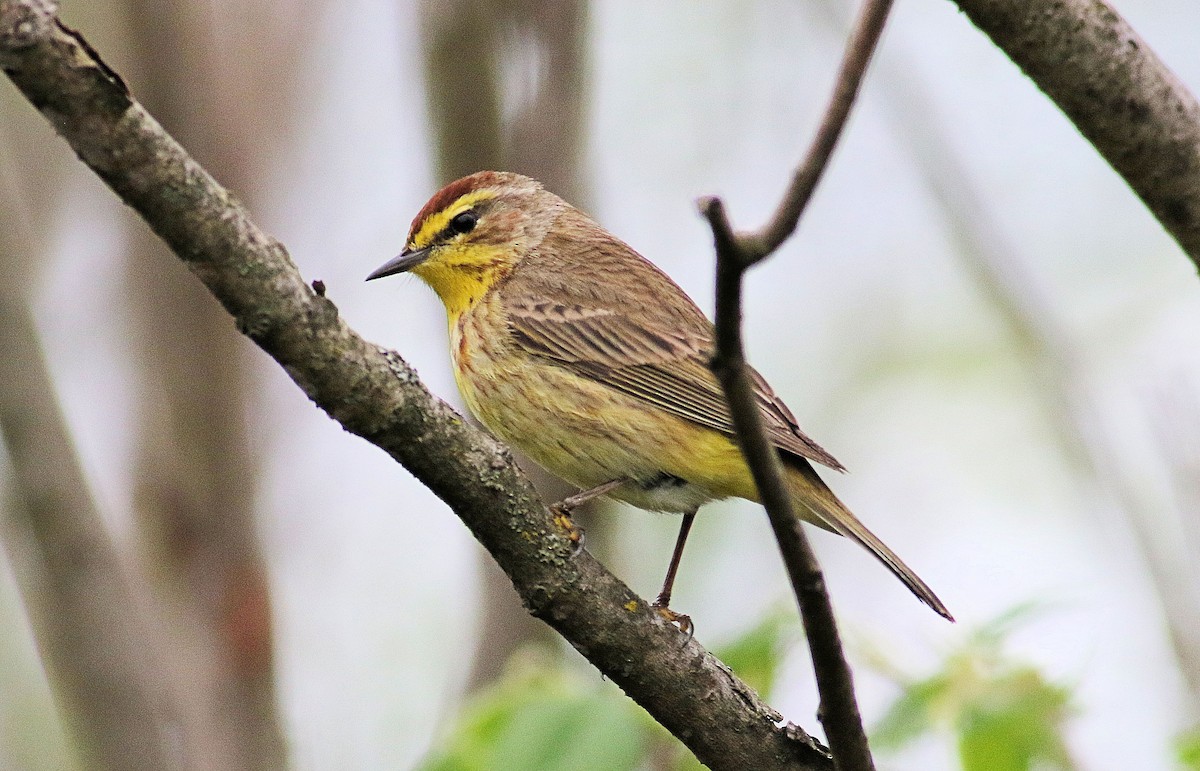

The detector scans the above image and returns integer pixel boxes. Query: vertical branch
[417,0,544,692]
[503,0,589,204]
[419,0,505,180]
[0,53,179,768]
[114,0,317,763]
[419,0,591,692]
[702,0,895,768]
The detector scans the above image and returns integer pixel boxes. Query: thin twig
[702,0,895,769]
[741,0,895,263]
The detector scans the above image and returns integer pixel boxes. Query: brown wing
[502,241,845,472]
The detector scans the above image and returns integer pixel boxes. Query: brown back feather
[501,205,845,471]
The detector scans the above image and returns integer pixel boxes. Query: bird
[368,171,952,625]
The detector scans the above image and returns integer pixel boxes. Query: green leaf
[712,608,796,696]
[956,668,1074,771]
[419,651,646,771]
[868,604,1077,769]
[1176,726,1200,769]
[871,675,947,750]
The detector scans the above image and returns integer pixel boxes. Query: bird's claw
[652,596,694,642]
[550,504,586,555]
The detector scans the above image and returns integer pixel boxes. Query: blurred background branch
[115,0,299,764]
[0,130,179,767]
[418,0,589,694]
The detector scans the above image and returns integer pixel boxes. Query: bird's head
[367,171,556,316]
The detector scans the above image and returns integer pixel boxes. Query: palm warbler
[368,171,952,623]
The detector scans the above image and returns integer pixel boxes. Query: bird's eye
[449,211,478,235]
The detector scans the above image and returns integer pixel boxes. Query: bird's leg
[653,510,697,636]
[550,478,627,550]
[553,478,627,514]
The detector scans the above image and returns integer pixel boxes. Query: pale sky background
[4,0,1200,769]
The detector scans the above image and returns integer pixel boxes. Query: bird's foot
[550,503,586,556]
[548,480,628,557]
[652,594,694,640]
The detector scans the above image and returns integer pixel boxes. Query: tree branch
[702,0,895,769]
[0,2,832,768]
[951,0,1200,269]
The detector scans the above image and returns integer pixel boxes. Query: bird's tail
[785,460,954,621]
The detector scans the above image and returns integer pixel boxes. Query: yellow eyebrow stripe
[410,189,498,250]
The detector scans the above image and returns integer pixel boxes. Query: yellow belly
[450,304,757,512]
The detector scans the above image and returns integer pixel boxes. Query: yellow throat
[406,189,513,320]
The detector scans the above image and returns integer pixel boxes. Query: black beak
[366,246,432,281]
